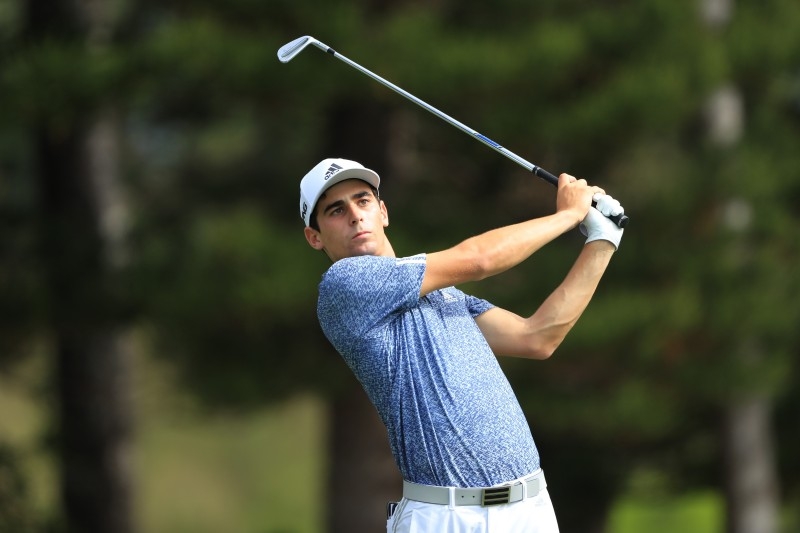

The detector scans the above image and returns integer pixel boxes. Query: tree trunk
[36,111,136,533]
[55,328,136,533]
[700,1,780,531]
[27,0,136,525]
[722,398,779,533]
[37,108,136,533]
[327,380,402,533]
[323,99,402,532]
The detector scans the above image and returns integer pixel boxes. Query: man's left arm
[475,193,626,359]
[475,241,615,359]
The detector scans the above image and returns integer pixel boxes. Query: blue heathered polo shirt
[317,253,540,488]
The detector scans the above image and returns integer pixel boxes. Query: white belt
[402,470,546,507]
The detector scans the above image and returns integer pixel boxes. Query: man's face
[303,179,390,262]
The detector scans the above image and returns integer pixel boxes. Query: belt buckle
[481,486,511,506]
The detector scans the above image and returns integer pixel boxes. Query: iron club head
[277,36,321,63]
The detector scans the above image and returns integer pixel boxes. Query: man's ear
[381,200,389,228]
[304,227,325,251]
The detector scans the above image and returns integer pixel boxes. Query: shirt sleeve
[465,293,495,318]
[318,254,427,349]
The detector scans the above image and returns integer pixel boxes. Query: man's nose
[348,205,362,224]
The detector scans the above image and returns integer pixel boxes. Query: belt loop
[521,478,528,500]
[448,487,456,510]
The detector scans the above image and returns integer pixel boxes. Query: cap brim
[310,168,380,216]
[322,168,380,193]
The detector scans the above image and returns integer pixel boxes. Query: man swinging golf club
[299,157,624,532]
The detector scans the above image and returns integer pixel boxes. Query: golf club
[278,35,628,228]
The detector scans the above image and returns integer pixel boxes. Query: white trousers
[386,487,560,533]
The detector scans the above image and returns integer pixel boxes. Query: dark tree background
[1,0,799,532]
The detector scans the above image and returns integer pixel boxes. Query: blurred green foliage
[2,0,800,530]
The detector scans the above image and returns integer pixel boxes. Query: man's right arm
[420,173,599,297]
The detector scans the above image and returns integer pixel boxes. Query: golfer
[300,157,624,532]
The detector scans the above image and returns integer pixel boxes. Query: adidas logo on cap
[324,163,343,181]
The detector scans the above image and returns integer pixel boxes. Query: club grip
[533,167,629,228]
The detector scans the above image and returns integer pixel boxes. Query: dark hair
[309,185,380,232]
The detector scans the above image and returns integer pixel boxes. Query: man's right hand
[556,173,604,228]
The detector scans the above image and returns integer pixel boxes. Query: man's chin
[328,245,377,262]
[349,246,378,257]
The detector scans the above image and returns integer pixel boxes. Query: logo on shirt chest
[441,288,459,303]
[424,287,459,305]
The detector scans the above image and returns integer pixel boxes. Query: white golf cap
[299,158,380,227]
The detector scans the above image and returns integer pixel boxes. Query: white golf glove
[579,194,625,250]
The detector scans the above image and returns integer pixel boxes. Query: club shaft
[310,40,628,228]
